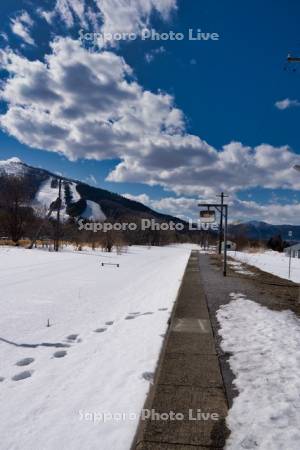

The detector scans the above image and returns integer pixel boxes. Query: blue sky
[1,0,300,223]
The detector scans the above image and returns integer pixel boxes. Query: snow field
[0,244,194,450]
[229,250,300,283]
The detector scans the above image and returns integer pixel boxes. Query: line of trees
[0,175,37,243]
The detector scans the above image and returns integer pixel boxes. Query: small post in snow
[101,262,120,268]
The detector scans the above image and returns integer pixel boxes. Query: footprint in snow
[125,312,153,320]
[12,371,33,381]
[94,328,107,333]
[142,372,154,383]
[158,308,168,311]
[66,334,79,342]
[105,321,114,326]
[53,350,67,358]
[0,377,5,382]
[240,437,258,449]
[16,357,34,367]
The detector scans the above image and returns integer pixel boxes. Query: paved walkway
[132,250,300,449]
[133,251,229,450]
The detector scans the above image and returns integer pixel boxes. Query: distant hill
[0,157,187,225]
[229,220,300,241]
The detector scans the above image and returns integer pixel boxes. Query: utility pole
[54,178,62,252]
[223,205,228,276]
[198,200,229,277]
[216,192,228,254]
[288,230,293,279]
[28,202,56,249]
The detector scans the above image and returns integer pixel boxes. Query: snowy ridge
[0,157,27,175]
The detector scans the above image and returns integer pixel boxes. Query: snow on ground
[217,292,300,450]
[81,200,106,221]
[229,250,300,282]
[227,260,254,276]
[0,244,194,450]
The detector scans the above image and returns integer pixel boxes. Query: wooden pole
[54,178,62,252]
[223,205,228,277]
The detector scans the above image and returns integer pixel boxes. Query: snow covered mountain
[0,157,28,175]
[0,157,185,224]
[0,157,106,221]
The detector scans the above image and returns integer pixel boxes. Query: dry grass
[0,239,31,247]
[0,239,129,254]
[240,246,266,254]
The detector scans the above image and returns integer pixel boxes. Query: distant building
[221,240,236,251]
[284,243,300,258]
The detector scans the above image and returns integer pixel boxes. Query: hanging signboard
[199,210,216,223]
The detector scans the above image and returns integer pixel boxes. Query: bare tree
[0,175,33,244]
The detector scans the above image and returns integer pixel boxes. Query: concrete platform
[132,251,229,450]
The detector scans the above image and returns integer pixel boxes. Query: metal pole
[223,205,228,277]
[218,192,224,254]
[54,178,62,252]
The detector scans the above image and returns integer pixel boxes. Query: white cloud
[124,193,151,204]
[0,32,8,42]
[40,0,177,46]
[10,11,35,46]
[107,140,300,196]
[93,0,176,37]
[123,193,201,221]
[145,45,165,63]
[275,98,300,110]
[227,198,300,226]
[123,193,300,225]
[1,37,300,203]
[0,37,185,160]
[40,0,88,28]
